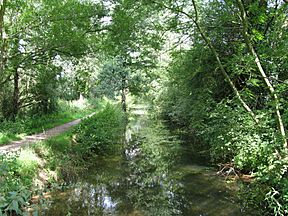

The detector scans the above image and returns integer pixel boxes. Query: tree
[99,0,163,112]
[0,0,7,74]
[95,59,128,100]
[236,0,287,148]
[0,0,106,119]
[153,0,288,213]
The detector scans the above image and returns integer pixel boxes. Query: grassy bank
[0,99,97,146]
[0,101,125,215]
[0,130,84,215]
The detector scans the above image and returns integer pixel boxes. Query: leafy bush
[73,103,125,156]
[0,151,39,215]
[200,100,288,215]
[161,81,288,215]
[0,131,87,216]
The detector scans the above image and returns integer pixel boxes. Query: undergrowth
[0,131,85,216]
[73,102,126,157]
[0,99,97,146]
[0,101,125,215]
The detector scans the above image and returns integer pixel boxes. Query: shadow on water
[44,108,258,216]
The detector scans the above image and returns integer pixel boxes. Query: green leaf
[249,78,261,87]
[252,29,264,41]
[8,200,19,213]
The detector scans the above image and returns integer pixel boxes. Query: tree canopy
[0,0,288,215]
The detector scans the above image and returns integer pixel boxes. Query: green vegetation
[0,102,124,215]
[0,150,40,215]
[0,100,95,146]
[0,130,80,215]
[154,1,288,214]
[0,0,287,215]
[73,102,126,156]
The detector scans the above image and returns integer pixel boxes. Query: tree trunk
[120,74,128,147]
[12,67,20,120]
[236,0,287,148]
[190,0,258,123]
[0,0,7,73]
[153,1,258,122]
[121,82,127,112]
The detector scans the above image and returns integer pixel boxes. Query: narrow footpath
[0,119,81,153]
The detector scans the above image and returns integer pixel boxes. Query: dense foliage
[73,103,125,156]
[0,152,35,215]
[155,0,288,214]
[0,0,287,215]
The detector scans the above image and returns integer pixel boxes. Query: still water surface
[45,116,256,216]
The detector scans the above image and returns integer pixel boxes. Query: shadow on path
[0,119,81,153]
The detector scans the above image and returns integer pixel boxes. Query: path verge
[0,119,82,153]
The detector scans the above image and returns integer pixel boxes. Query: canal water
[44,111,257,216]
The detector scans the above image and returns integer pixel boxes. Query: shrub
[73,103,125,156]
[0,152,37,215]
[202,101,288,215]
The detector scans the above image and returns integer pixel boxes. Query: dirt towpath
[0,119,81,154]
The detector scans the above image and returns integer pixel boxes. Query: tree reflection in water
[45,119,250,216]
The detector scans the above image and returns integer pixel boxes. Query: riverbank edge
[0,130,91,215]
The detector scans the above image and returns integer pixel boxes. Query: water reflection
[45,119,253,216]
